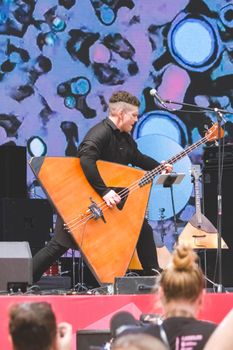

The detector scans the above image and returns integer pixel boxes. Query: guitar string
[65,134,212,232]
[65,161,167,230]
[64,163,164,228]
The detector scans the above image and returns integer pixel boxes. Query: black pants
[33,218,159,282]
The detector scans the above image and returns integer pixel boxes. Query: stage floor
[1,292,233,349]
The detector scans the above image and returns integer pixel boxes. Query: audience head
[111,333,167,350]
[9,301,57,350]
[110,311,139,338]
[159,244,205,315]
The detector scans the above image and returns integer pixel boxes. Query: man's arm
[79,141,121,207]
[79,149,109,197]
[78,124,111,197]
[131,140,172,173]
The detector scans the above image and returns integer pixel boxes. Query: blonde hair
[160,244,204,303]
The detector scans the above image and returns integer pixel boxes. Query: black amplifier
[203,144,233,166]
[114,276,157,294]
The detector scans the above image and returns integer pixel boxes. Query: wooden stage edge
[1,292,233,349]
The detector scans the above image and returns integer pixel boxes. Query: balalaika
[30,123,224,284]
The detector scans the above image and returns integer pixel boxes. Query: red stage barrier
[1,293,233,349]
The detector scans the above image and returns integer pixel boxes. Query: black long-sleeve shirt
[77,118,160,196]
[117,317,217,350]
[145,317,217,350]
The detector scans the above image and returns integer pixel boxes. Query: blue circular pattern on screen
[52,17,66,32]
[134,110,188,146]
[168,13,222,72]
[27,136,47,157]
[136,134,192,221]
[10,52,21,63]
[100,4,115,25]
[45,32,56,46]
[64,95,76,109]
[220,4,233,28]
[70,77,90,95]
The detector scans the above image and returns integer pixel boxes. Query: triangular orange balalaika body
[30,157,151,284]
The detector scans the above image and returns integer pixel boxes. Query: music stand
[156,173,185,187]
[156,173,185,242]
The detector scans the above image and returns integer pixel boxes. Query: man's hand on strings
[103,189,121,208]
[161,161,173,174]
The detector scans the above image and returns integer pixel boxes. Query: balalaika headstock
[205,123,224,142]
[191,164,201,181]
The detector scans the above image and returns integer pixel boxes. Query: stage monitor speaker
[203,164,233,287]
[0,241,32,292]
[76,330,111,350]
[114,276,157,294]
[0,145,27,198]
[0,198,53,254]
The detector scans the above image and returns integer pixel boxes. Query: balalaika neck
[194,175,202,219]
[139,135,208,187]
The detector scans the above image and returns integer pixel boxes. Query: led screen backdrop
[0,0,232,250]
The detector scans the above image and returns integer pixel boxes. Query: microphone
[110,311,140,338]
[149,89,166,106]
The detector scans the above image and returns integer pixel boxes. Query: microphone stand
[216,109,224,292]
[152,93,233,292]
[162,97,230,115]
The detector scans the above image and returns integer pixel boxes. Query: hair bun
[172,244,197,272]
